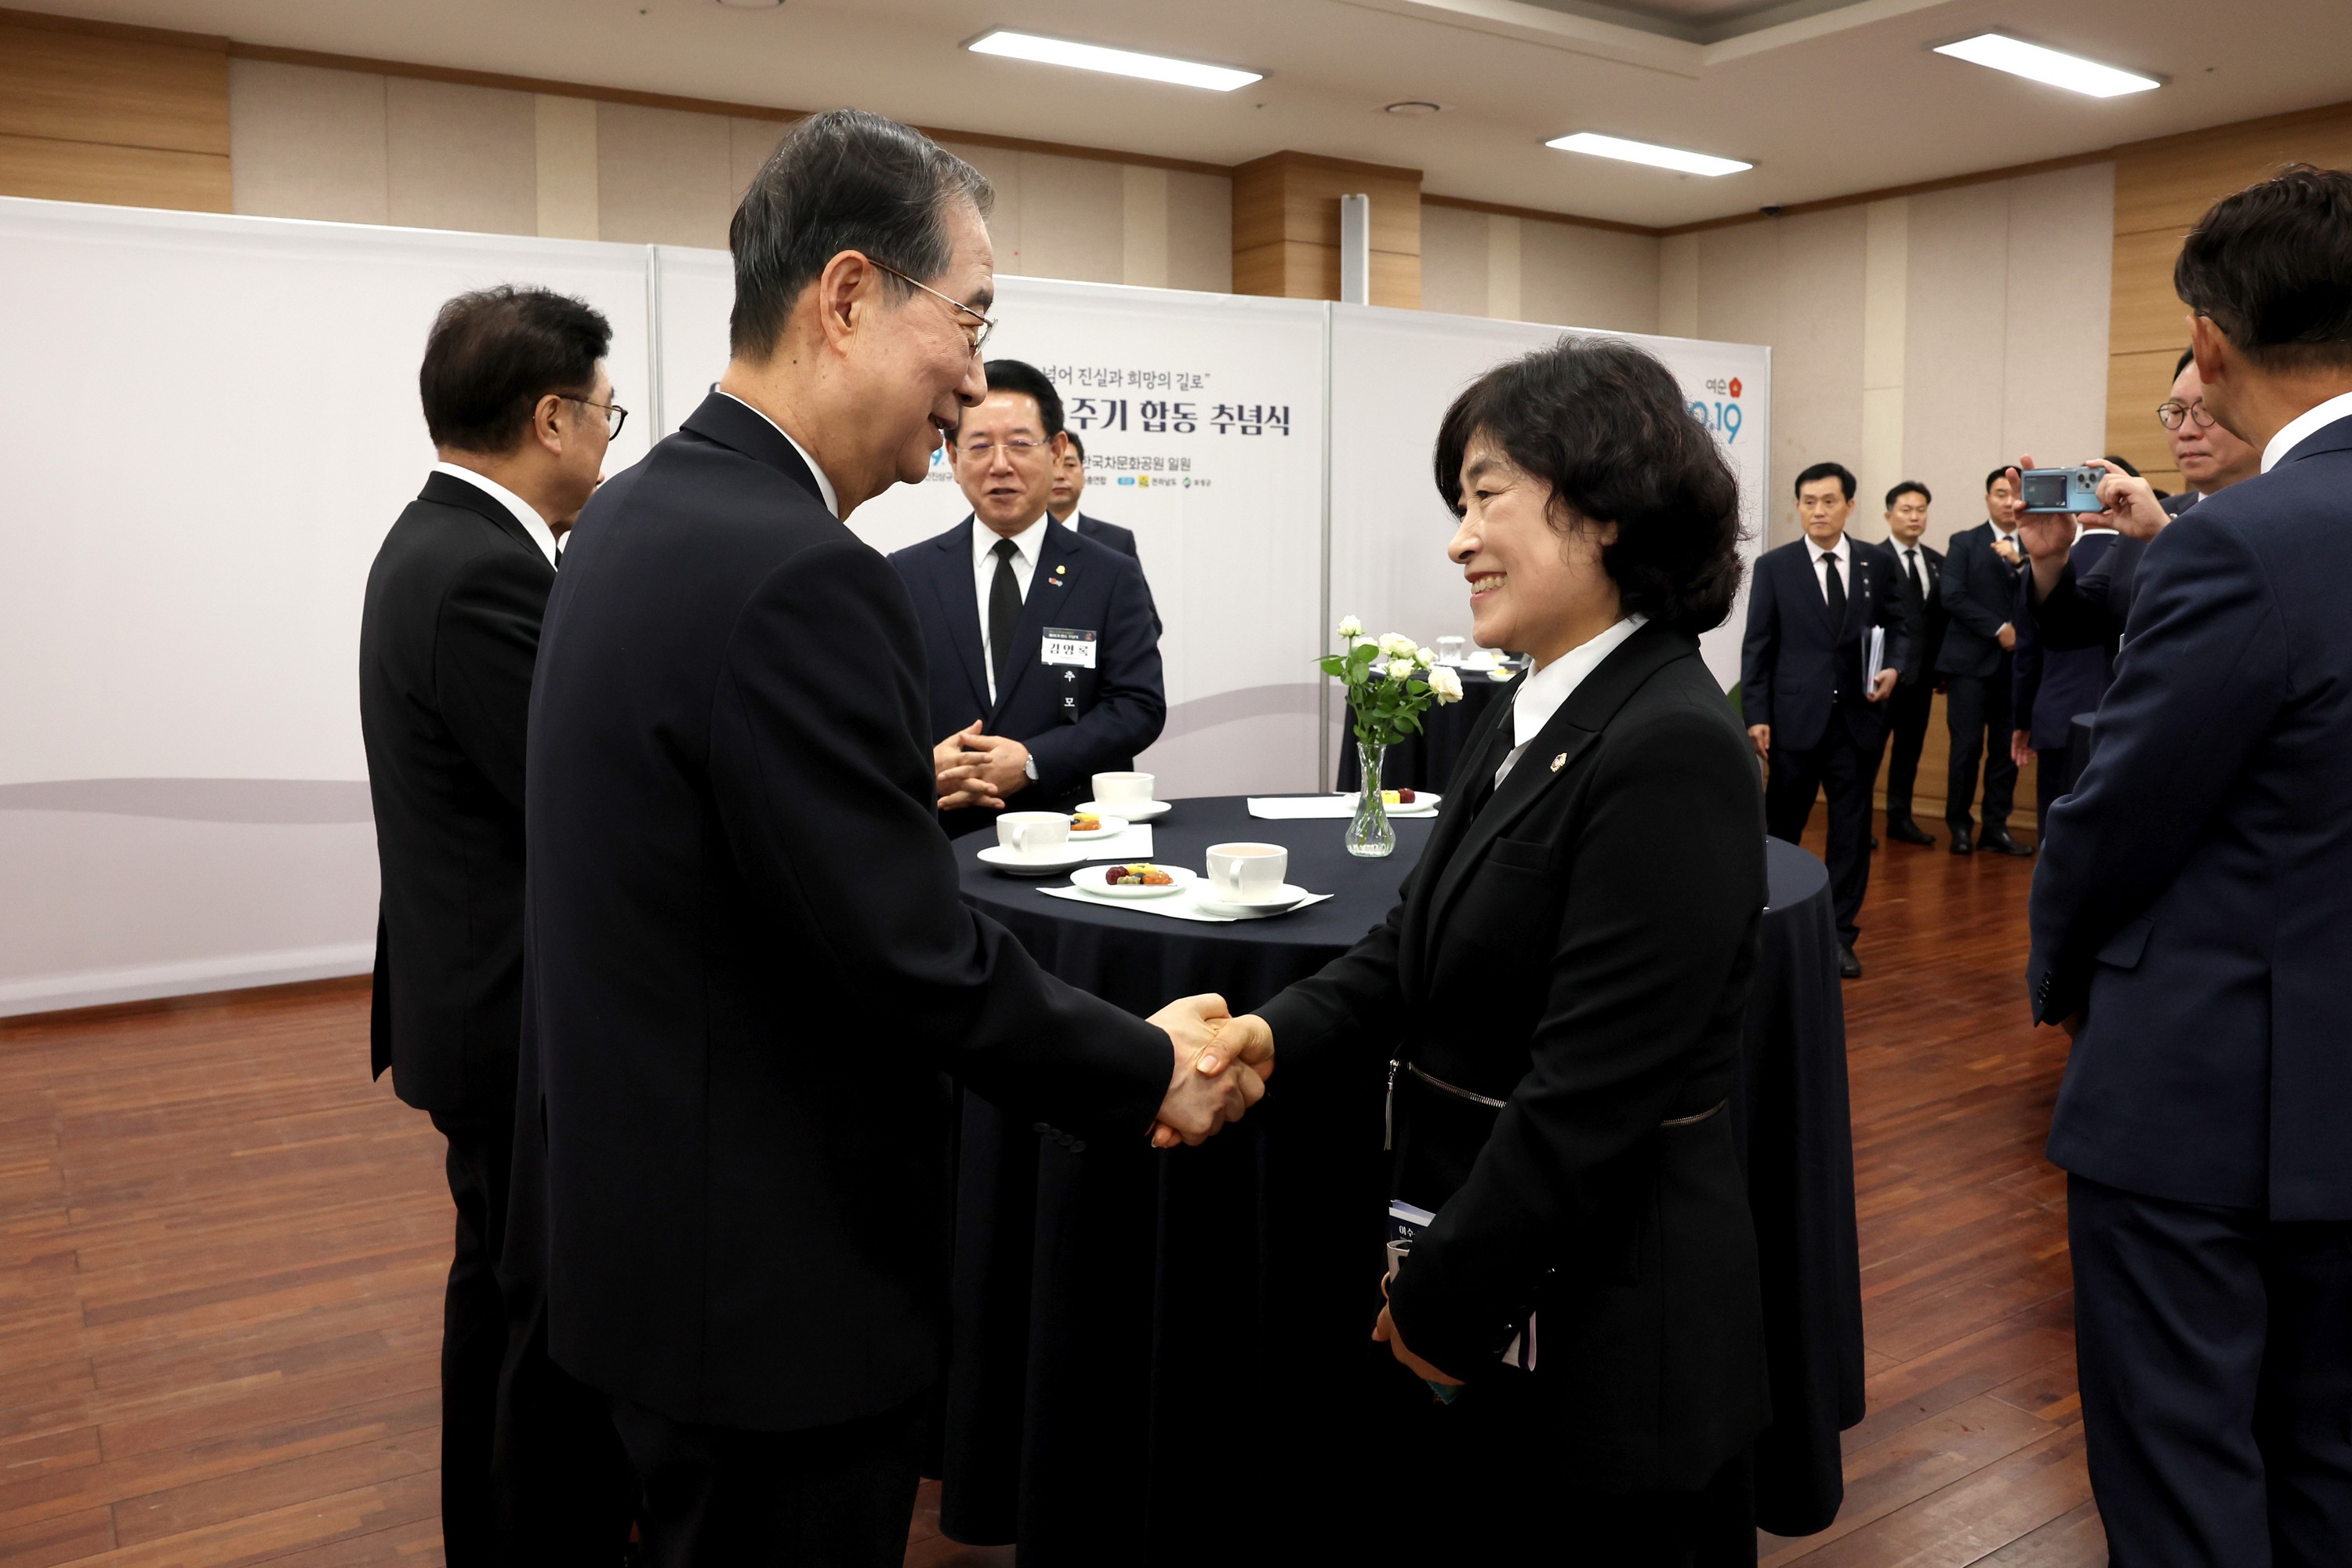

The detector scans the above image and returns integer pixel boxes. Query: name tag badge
[1041,627,1099,669]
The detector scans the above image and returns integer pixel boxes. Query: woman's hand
[1373,1297,1462,1386]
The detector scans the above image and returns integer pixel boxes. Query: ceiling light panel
[1932,33,2161,99]
[965,30,1262,92]
[1545,132,1751,177]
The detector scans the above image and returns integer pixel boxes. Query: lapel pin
[1548,752,1567,773]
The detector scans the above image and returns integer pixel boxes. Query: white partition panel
[655,260,1331,799]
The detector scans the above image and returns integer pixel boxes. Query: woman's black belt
[1402,1062,1727,1127]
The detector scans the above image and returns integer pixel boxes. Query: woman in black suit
[1205,337,1766,1562]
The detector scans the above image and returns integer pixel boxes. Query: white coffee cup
[998,811,1072,860]
[1206,842,1288,902]
[1092,771,1156,808]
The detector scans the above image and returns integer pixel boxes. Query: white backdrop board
[653,262,1330,799]
[1327,305,1769,708]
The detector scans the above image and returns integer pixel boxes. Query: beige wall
[1421,203,1661,334]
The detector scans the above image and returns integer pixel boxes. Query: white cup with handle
[1206,842,1289,902]
[997,811,1072,861]
[1091,771,1156,809]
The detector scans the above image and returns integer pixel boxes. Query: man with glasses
[358,285,628,1560]
[889,357,1166,835]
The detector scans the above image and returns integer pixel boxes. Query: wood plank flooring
[0,818,2093,1565]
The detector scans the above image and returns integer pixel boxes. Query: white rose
[1387,658,1415,681]
[1336,615,1363,639]
[1428,665,1464,703]
[1377,632,1416,658]
[1415,646,1436,667]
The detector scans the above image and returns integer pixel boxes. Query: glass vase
[1347,739,1396,858]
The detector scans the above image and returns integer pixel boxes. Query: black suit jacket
[2012,530,2118,751]
[2031,415,2352,1220]
[887,516,1165,832]
[522,394,1171,1430]
[1740,538,1911,753]
[2027,491,2192,654]
[358,470,553,1118]
[1259,622,1769,1490]
[1879,538,1945,684]
[1935,521,2024,679]
[1071,511,1136,557]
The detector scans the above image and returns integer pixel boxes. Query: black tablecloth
[1332,668,1518,792]
[938,798,1861,1560]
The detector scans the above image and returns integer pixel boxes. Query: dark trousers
[2034,746,2068,840]
[610,1392,926,1567]
[2067,1174,2352,1567]
[1766,721,1885,947]
[1943,670,2016,830]
[1882,678,1935,822]
[429,1111,514,1566]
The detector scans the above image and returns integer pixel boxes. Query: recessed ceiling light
[713,0,783,8]
[1932,33,2161,98]
[965,30,1262,92]
[1546,132,1751,177]
[1385,100,1442,116]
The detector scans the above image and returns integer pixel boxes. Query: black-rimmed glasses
[870,259,996,356]
[565,395,628,439]
[2157,399,2216,430]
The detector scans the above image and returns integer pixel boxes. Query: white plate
[1194,883,1311,917]
[1066,813,1131,840]
[977,844,1092,877]
[1074,863,1197,898]
[1076,799,1171,821]
[1339,791,1443,817]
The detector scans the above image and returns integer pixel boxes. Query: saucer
[1194,883,1310,917]
[1076,799,1171,822]
[1067,813,1131,840]
[978,844,1092,876]
[1074,864,1196,899]
[1334,791,1443,817]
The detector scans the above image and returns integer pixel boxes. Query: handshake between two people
[1142,993,1276,1149]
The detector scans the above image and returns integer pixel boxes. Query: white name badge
[1041,627,1099,669]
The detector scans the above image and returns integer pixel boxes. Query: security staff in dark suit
[1877,481,1944,846]
[2025,165,2352,1568]
[1047,428,1138,557]
[1740,462,1909,978]
[1209,338,1768,1563]
[1935,471,2034,855]
[2008,525,2118,838]
[357,286,630,1562]
[518,111,1264,1566]
[889,360,1164,835]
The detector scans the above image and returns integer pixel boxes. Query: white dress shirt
[1808,532,1852,603]
[974,516,1048,706]
[430,462,557,566]
[1494,614,1648,786]
[719,391,840,518]
[2262,388,2352,474]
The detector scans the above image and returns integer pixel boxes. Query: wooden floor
[0,818,2095,1566]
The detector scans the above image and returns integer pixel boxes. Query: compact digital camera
[2019,466,2105,514]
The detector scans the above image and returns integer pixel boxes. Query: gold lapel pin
[1548,752,1567,772]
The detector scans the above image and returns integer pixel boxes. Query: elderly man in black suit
[2024,165,2352,1568]
[1741,461,1908,978]
[891,359,1164,834]
[518,109,1266,1566]
[1936,470,2034,855]
[357,286,630,1561]
[1875,481,1944,846]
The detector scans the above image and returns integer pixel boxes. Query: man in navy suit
[1876,481,1944,846]
[1048,429,1139,557]
[889,358,1164,837]
[2009,522,2118,838]
[2025,165,2352,1568]
[1741,461,1907,978]
[1936,470,2034,856]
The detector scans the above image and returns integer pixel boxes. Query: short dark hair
[1886,480,1931,509]
[959,358,1063,442]
[1985,466,2015,493]
[1794,462,1855,501]
[2175,164,2352,372]
[419,286,611,455]
[1434,336,1744,636]
[728,108,993,360]
[2174,346,2196,378]
[1063,430,1086,461]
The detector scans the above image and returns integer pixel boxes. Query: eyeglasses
[564,395,628,438]
[960,437,1050,460]
[2157,399,2216,430]
[869,258,996,356]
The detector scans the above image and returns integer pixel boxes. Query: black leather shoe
[1981,829,2036,857]
[1886,815,1936,846]
[1838,944,1863,979]
[1949,827,1974,855]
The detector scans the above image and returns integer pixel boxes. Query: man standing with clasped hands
[516,109,1268,1565]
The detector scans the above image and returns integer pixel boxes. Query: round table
[937,797,1862,1563]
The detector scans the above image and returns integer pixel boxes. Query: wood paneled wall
[1232,151,1421,309]
[0,9,230,211]
[2106,102,2352,492]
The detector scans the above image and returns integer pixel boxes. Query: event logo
[1690,376,1744,445]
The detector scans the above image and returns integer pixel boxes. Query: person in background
[357,286,631,1561]
[1876,481,1944,847]
[2009,515,2118,838]
[1741,462,1907,978]
[1047,429,1138,557]
[2027,163,2352,1568]
[891,358,1164,835]
[1936,470,2034,856]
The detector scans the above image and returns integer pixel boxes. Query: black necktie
[1823,550,1846,629]
[1904,547,1923,603]
[989,537,1024,699]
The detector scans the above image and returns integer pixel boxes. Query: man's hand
[1145,996,1269,1147]
[1373,1298,1461,1388]
[2011,729,2034,768]
[1991,534,2024,568]
[2089,463,2170,541]
[1867,669,1899,703]
[1747,723,1770,763]
[960,731,1033,802]
[933,720,1002,811]
[1997,622,2017,652]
